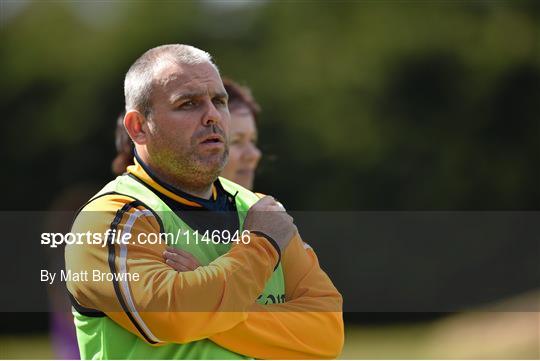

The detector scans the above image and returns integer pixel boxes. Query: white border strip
[118,208,161,343]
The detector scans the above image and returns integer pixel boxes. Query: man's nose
[202,100,222,126]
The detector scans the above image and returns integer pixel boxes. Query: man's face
[144,61,230,188]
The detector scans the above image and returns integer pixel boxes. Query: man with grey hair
[124,45,217,118]
[65,44,343,360]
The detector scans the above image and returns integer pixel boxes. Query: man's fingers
[165,247,201,267]
[166,246,199,260]
[244,194,296,253]
[165,258,194,272]
[267,204,286,212]
[164,254,198,270]
[163,250,199,270]
[253,196,276,208]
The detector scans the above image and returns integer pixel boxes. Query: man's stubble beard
[181,144,229,188]
[148,138,229,194]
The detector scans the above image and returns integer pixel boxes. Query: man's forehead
[154,61,222,91]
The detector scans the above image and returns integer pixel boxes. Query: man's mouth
[200,134,224,144]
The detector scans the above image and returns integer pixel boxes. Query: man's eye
[213,97,227,106]
[179,100,196,109]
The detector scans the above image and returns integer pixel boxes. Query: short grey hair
[124,44,219,116]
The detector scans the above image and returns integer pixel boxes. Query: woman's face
[220,107,261,190]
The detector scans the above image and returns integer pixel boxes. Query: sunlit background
[1,1,539,359]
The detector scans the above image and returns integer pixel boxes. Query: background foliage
[2,1,538,211]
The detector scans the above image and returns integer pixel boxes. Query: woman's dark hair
[111,113,133,175]
[223,78,261,119]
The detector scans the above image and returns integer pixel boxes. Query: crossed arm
[210,235,344,359]
[65,194,343,359]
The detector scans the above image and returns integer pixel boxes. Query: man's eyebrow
[170,91,228,103]
[170,92,205,103]
[213,91,228,100]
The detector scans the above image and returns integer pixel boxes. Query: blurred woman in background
[218,78,262,190]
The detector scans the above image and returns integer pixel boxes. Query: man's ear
[124,110,148,145]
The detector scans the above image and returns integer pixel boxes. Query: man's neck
[135,150,214,200]
[152,169,213,200]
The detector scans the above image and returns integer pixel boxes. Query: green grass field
[2,318,538,360]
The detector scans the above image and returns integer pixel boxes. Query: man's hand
[163,247,201,272]
[244,196,297,253]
